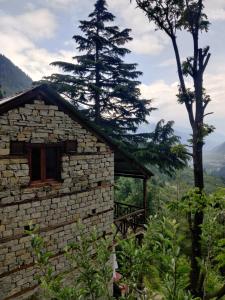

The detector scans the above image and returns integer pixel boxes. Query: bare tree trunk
[172,34,206,298]
[191,135,204,296]
[190,64,205,297]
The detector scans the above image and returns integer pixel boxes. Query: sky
[0,0,225,142]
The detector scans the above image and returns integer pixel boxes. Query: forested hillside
[0,54,32,97]
[115,167,225,213]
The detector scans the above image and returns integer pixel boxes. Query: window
[10,141,26,155]
[64,140,77,154]
[28,144,61,183]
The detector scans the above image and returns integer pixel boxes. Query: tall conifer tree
[41,0,188,174]
[43,0,152,136]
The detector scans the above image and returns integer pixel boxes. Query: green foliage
[115,168,225,215]
[135,0,209,37]
[116,238,151,299]
[29,188,225,300]
[168,188,225,298]
[117,188,225,299]
[117,216,195,300]
[0,54,32,96]
[115,177,144,208]
[121,119,189,176]
[28,223,113,300]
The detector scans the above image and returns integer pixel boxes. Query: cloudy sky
[1,0,225,141]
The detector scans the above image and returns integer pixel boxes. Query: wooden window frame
[27,143,62,184]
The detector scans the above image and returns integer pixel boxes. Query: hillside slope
[204,141,225,178]
[212,142,225,155]
[0,54,32,96]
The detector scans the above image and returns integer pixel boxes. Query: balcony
[113,148,153,238]
[114,201,146,238]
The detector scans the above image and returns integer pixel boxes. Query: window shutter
[10,141,26,155]
[64,141,78,154]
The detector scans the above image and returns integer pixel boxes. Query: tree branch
[203,53,211,73]
[60,92,94,107]
[203,99,210,110]
[171,37,195,127]
[203,112,213,118]
[136,0,172,37]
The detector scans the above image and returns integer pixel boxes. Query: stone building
[0,85,152,300]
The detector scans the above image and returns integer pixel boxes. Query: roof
[0,85,153,179]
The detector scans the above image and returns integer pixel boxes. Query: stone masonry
[0,99,114,299]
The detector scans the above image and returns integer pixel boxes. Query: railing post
[143,178,148,222]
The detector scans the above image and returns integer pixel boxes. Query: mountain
[0,54,32,97]
[204,141,225,178]
[212,142,225,155]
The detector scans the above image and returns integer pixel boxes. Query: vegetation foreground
[29,186,225,300]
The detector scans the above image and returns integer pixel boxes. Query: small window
[64,140,77,154]
[28,144,61,183]
[10,141,26,155]
[31,147,41,180]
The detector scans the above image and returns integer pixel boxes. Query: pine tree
[43,0,152,136]
[40,0,188,174]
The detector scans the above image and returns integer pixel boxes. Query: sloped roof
[0,84,153,179]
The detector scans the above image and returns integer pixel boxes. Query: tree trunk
[190,128,204,297]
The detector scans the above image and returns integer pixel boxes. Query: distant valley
[204,142,225,179]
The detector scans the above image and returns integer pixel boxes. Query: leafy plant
[28,223,113,300]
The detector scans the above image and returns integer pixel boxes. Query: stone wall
[0,100,114,299]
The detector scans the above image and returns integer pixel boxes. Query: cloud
[0,28,74,80]
[204,72,225,122]
[44,0,79,10]
[0,8,57,39]
[205,0,225,21]
[140,80,188,126]
[129,33,168,55]
[140,70,225,134]
[0,8,75,80]
[159,58,176,68]
[107,0,169,55]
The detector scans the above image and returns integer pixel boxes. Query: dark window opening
[31,147,41,181]
[10,141,26,155]
[64,140,77,154]
[29,144,61,183]
[46,147,58,179]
